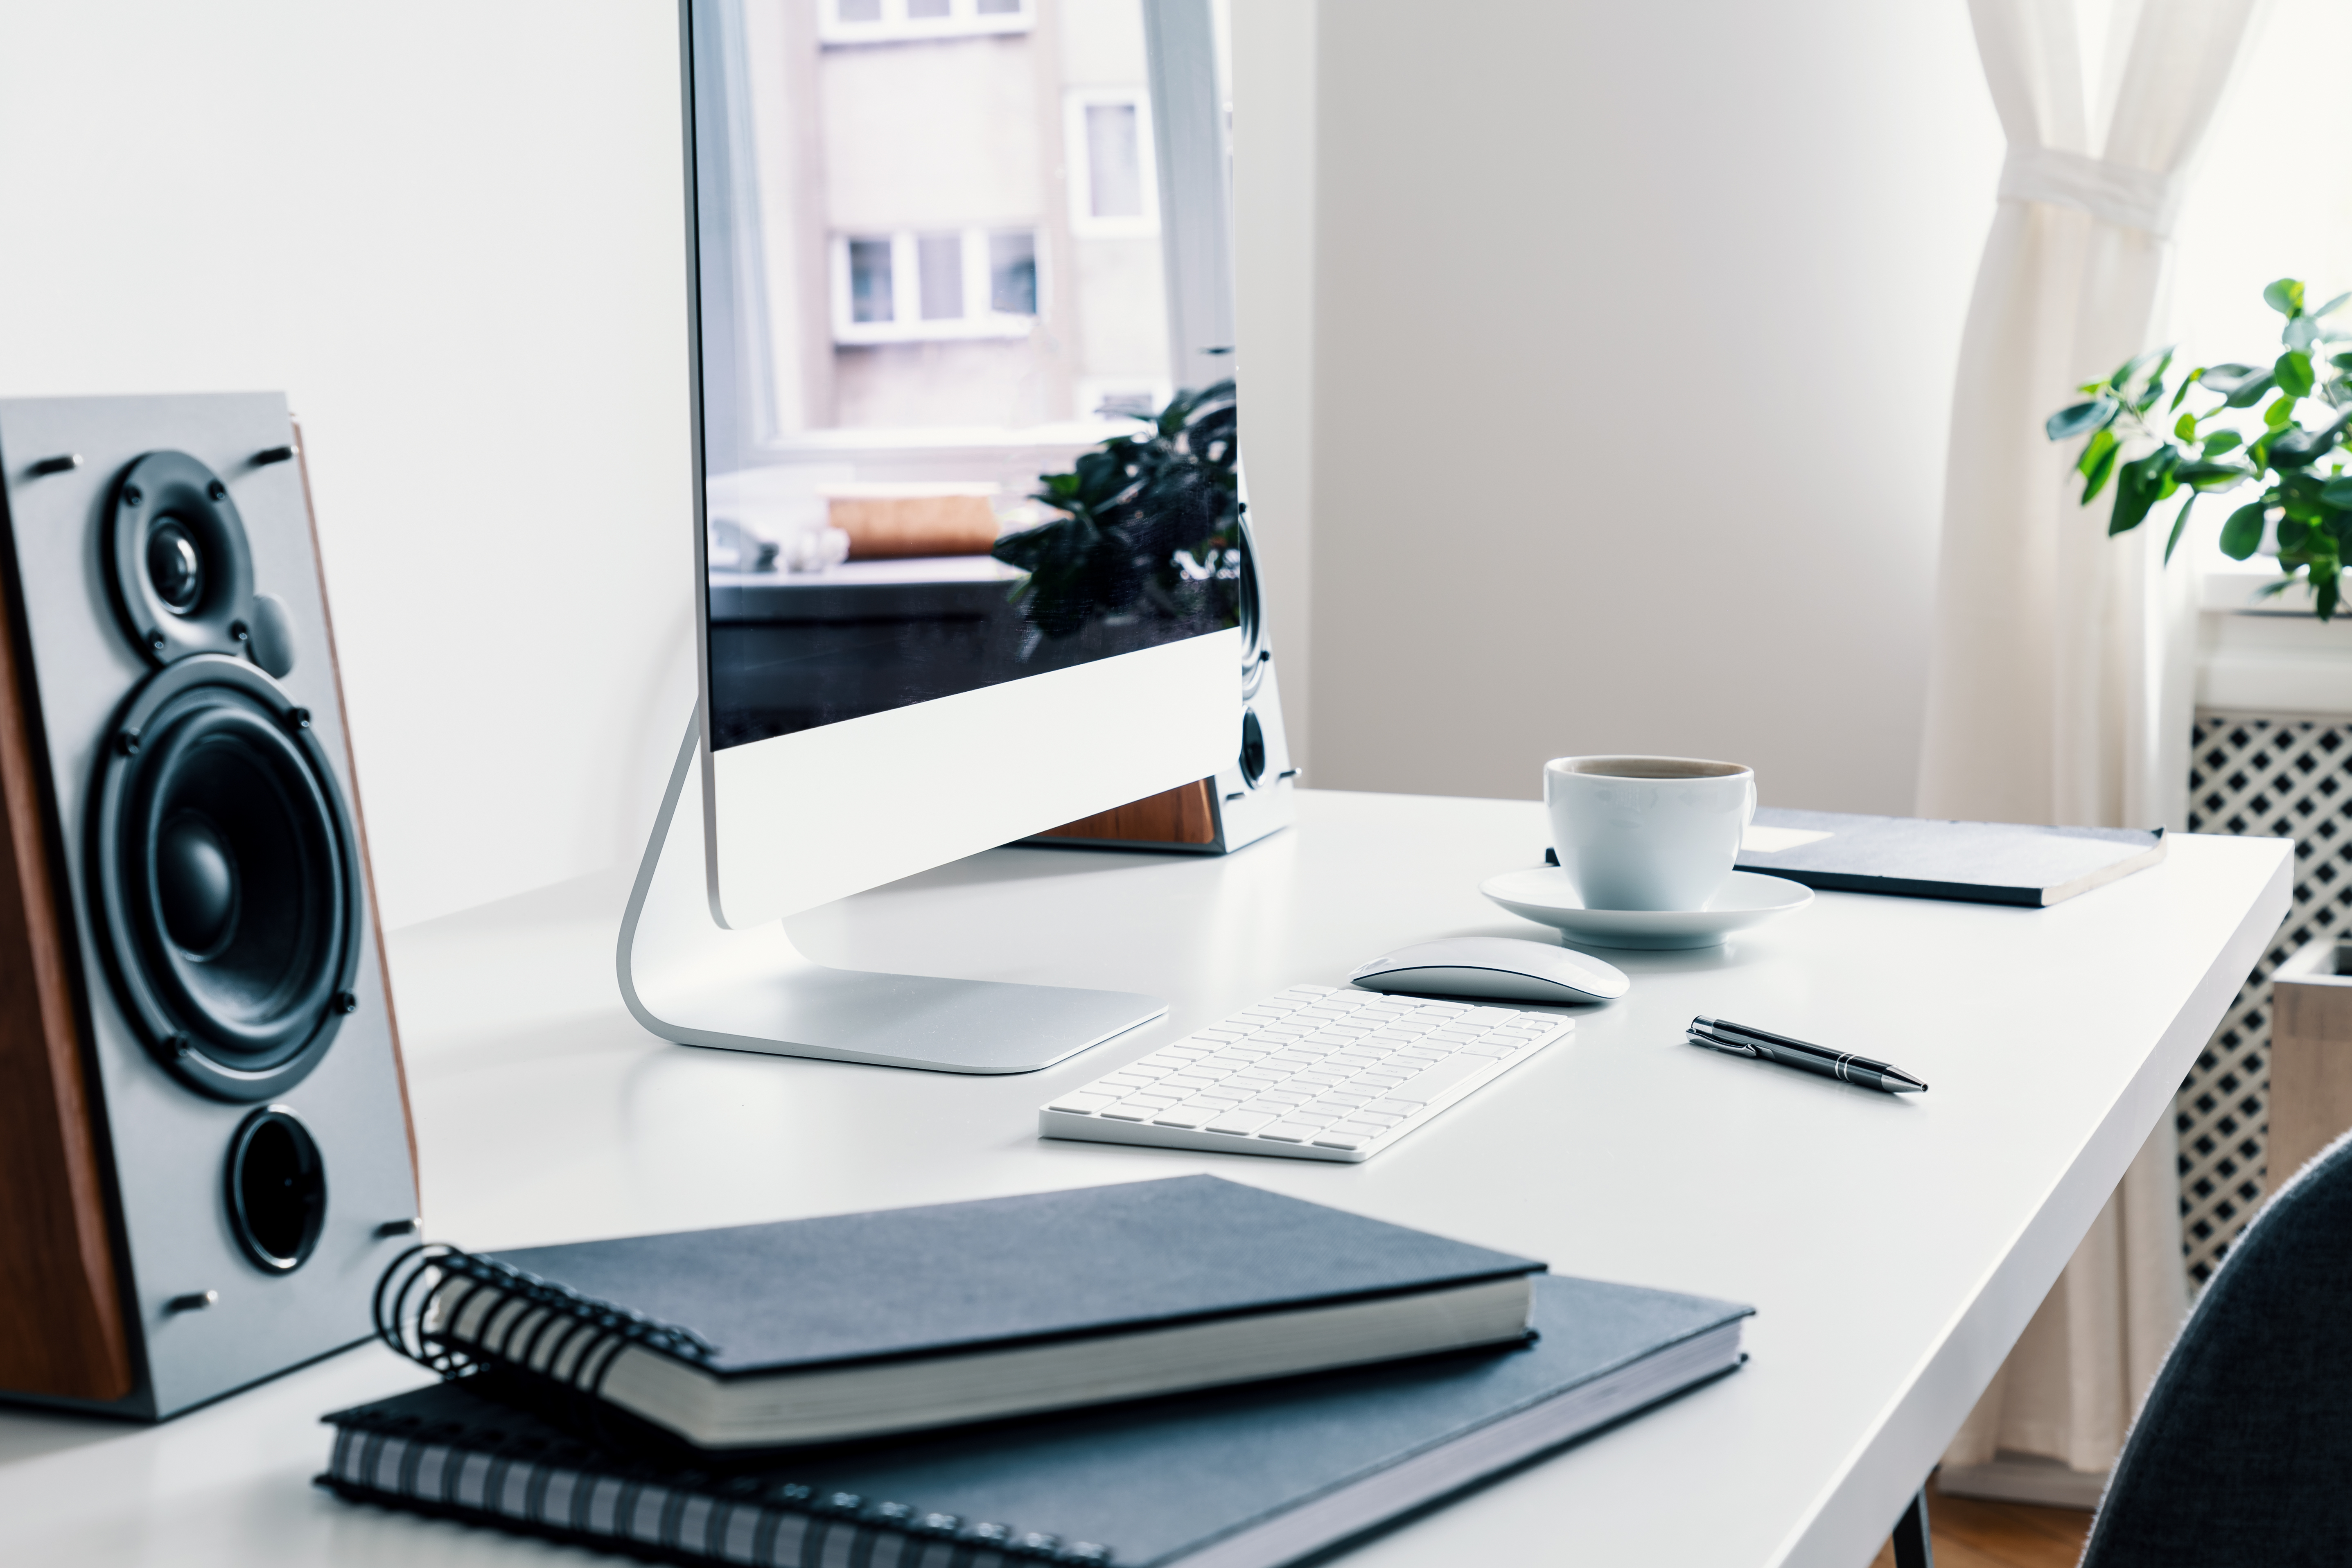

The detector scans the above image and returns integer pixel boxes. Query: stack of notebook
[325,1175,1750,1567]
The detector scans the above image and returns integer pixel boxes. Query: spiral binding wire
[373,1243,720,1403]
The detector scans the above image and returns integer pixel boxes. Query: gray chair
[2077,1127,2352,1566]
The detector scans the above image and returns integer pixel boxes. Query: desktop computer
[621,0,1285,1073]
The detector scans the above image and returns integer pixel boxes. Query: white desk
[0,790,2289,1568]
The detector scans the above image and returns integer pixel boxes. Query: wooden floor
[1867,1477,2092,1568]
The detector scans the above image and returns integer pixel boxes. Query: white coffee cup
[1544,756,1757,911]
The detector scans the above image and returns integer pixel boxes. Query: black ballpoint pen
[1686,1015,1928,1094]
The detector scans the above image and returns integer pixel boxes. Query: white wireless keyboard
[1036,983,1571,1163]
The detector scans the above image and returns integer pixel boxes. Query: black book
[381,1177,1545,1451]
[324,1273,1752,1568]
[1736,806,2166,907]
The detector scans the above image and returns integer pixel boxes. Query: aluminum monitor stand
[617,710,1167,1073]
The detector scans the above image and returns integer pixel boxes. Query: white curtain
[1919,0,2267,1476]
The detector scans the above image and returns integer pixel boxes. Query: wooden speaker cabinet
[0,397,417,1419]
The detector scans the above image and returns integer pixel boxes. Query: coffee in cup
[1544,756,1756,911]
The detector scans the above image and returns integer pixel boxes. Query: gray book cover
[474,1176,1543,1376]
[1736,806,2165,907]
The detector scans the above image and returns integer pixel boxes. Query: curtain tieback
[1997,145,2186,239]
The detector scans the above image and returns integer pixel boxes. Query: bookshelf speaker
[0,395,418,1420]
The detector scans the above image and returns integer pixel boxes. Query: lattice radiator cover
[2182,712,2352,1283]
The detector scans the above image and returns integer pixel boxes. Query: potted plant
[2046,278,2352,619]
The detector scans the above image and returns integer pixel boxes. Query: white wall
[0,2,698,931]
[0,1,2006,940]
[1246,1,2004,813]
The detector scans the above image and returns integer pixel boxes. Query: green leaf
[2206,364,2278,408]
[2266,278,2308,317]
[2045,397,2120,442]
[2270,412,2352,469]
[2220,501,2267,559]
[2080,431,2121,503]
[2255,575,2296,599]
[2323,477,2352,509]
[2176,459,2256,492]
[2289,316,2322,354]
[2319,291,2352,318]
[2165,494,2196,564]
[2107,346,2172,397]
[2110,449,2180,536]
[2171,366,2207,411]
[2267,394,2299,429]
[2279,350,2317,397]
[2281,515,2312,550]
[2174,411,2199,441]
[2203,429,2244,455]
[2319,571,2341,622]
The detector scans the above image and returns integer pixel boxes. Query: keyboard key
[1047,1092,1116,1114]
[1255,1088,1310,1105]
[1380,1054,1495,1101]
[1361,1099,1425,1115]
[1099,1102,1158,1121]
[1206,1111,1279,1135]
[1311,1133,1369,1151]
[1257,1124,1318,1142]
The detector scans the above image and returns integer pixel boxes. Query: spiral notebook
[324,1274,1752,1568]
[376,1177,1546,1450]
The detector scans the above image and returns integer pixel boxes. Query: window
[1065,88,1158,237]
[831,228,1041,344]
[819,0,1031,46]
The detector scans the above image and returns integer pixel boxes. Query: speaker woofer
[93,656,361,1101]
[225,1105,327,1272]
[105,450,257,665]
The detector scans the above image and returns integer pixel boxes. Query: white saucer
[1479,868,1815,950]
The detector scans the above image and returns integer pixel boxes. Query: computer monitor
[617,0,1248,1073]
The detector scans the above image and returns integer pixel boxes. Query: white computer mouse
[1346,936,1630,1005]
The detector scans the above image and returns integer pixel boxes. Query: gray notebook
[325,1272,1753,1568]
[1736,806,2166,907]
[392,1177,1546,1449]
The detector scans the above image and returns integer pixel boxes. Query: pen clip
[1688,1030,1757,1058]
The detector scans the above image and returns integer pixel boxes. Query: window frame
[828,227,1043,346]
[818,0,1033,47]
[1063,87,1160,239]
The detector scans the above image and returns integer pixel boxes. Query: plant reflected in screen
[993,381,1242,652]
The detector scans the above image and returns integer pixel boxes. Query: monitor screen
[688,0,1242,752]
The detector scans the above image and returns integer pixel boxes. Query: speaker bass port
[92,656,362,1101]
[225,1106,327,1272]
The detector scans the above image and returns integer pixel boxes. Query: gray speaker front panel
[0,395,418,1419]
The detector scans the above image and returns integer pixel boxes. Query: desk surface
[0,790,2288,1568]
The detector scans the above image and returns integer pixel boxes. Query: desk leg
[1891,1487,1934,1568]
